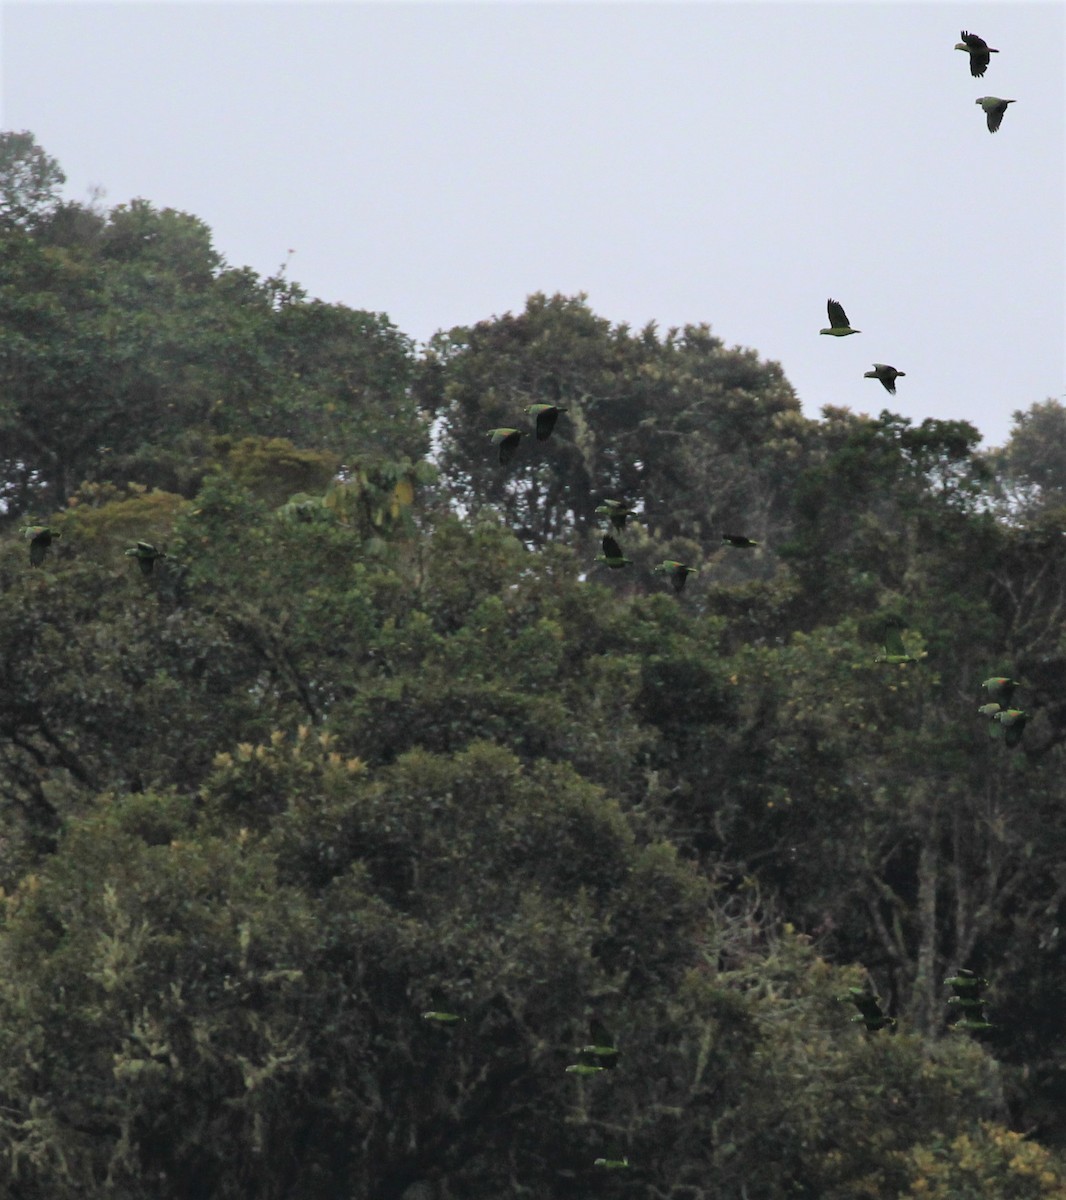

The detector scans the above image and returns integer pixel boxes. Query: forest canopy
[1,131,1065,1200]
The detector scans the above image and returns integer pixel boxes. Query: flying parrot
[722,534,759,548]
[525,403,568,441]
[19,525,61,567]
[653,560,699,593]
[976,97,1015,133]
[955,31,998,78]
[945,969,994,1032]
[982,677,1020,706]
[486,428,523,464]
[595,500,638,532]
[992,708,1028,747]
[125,541,167,576]
[875,625,918,665]
[843,987,895,1032]
[864,364,906,394]
[596,535,632,570]
[579,1017,620,1070]
[820,298,861,337]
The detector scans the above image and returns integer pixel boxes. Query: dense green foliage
[1,132,1065,1198]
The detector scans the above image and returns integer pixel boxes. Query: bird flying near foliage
[864,364,906,394]
[992,708,1028,747]
[580,1018,620,1069]
[654,560,699,593]
[820,299,860,337]
[525,403,568,441]
[956,31,998,78]
[977,703,1002,719]
[844,987,895,1032]
[594,1157,631,1170]
[125,541,167,576]
[565,1062,607,1076]
[875,625,918,665]
[976,96,1015,133]
[595,500,638,532]
[596,535,632,570]
[982,677,1020,706]
[486,428,523,464]
[19,525,61,567]
[945,969,993,1032]
[722,534,758,548]
[421,1011,462,1024]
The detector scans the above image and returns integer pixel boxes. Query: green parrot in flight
[864,364,906,394]
[567,1017,619,1074]
[875,625,918,665]
[992,708,1027,747]
[722,534,758,548]
[982,677,1020,706]
[595,499,638,532]
[955,31,998,78]
[525,403,568,441]
[596,535,632,570]
[820,298,860,336]
[945,969,993,1032]
[19,525,61,567]
[844,987,895,1032]
[486,428,523,464]
[653,560,699,593]
[125,541,167,576]
[976,96,1014,133]
[579,1017,620,1069]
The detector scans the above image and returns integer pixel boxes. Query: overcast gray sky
[2,2,1063,449]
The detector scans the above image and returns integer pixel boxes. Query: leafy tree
[426,292,809,559]
[0,131,65,228]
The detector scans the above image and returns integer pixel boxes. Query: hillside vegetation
[2,132,1065,1200]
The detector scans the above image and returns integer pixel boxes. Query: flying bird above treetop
[821,299,860,336]
[722,534,759,548]
[864,364,906,394]
[956,31,998,78]
[976,96,1015,133]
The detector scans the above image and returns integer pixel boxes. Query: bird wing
[601,536,624,560]
[883,626,909,657]
[986,101,1007,133]
[850,992,884,1020]
[535,408,557,440]
[827,298,851,329]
